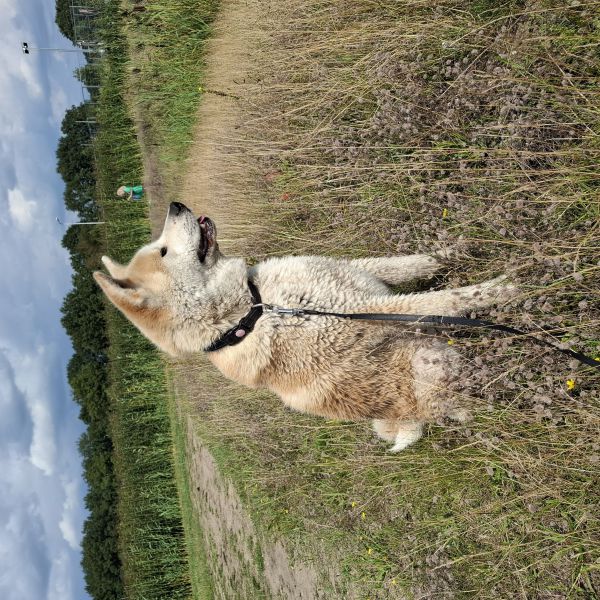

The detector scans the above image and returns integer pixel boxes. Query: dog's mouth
[197,215,214,262]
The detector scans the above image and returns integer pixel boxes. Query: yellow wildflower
[442,208,448,218]
[361,511,366,520]
[566,379,575,390]
[447,339,455,345]
[367,548,373,555]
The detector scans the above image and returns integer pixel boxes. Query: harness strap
[204,280,263,352]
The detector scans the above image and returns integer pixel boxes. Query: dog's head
[94,202,221,355]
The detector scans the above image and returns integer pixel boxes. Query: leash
[205,280,600,370]
[255,305,600,370]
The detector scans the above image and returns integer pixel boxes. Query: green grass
[92,0,599,597]
[167,373,214,599]
[177,363,600,598]
[98,199,198,599]
[120,0,220,191]
[164,0,600,597]
[94,2,143,202]
[92,1,216,597]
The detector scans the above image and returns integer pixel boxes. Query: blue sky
[1,1,91,598]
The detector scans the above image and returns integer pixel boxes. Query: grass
[105,310,192,599]
[92,0,217,597]
[93,0,599,597]
[165,0,600,597]
[119,0,220,195]
[97,200,197,596]
[167,372,214,599]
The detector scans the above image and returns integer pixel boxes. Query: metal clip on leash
[254,303,306,317]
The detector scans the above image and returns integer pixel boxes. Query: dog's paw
[465,275,519,309]
[433,245,460,262]
[418,254,444,278]
[389,421,424,452]
[446,407,472,424]
[480,275,519,303]
[432,239,471,263]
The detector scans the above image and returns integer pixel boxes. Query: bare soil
[180,383,323,600]
[148,0,272,249]
[161,1,345,597]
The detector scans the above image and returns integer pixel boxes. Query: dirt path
[168,1,334,597]
[177,0,273,254]
[176,381,323,600]
[136,119,165,228]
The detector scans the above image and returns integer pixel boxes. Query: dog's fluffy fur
[95,202,513,451]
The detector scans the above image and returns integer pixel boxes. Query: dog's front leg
[347,255,441,284]
[365,276,515,316]
[373,418,424,452]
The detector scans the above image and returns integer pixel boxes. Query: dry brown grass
[163,0,600,597]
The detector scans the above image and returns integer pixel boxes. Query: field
[94,0,599,598]
[91,0,217,597]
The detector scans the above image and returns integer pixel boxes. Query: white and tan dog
[95,202,513,451]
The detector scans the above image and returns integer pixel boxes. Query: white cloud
[47,551,74,600]
[2,346,60,477]
[0,351,32,452]
[0,0,18,19]
[18,59,44,98]
[0,496,50,600]
[49,84,68,125]
[59,479,82,550]
[29,401,58,476]
[8,187,36,230]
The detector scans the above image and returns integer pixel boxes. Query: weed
[172,0,600,596]
[92,1,216,597]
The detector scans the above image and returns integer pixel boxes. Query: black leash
[206,280,600,370]
[296,308,599,370]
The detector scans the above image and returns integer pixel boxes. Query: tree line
[56,2,124,598]
[59,101,124,599]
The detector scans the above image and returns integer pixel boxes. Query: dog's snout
[169,202,189,216]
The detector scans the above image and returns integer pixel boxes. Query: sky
[0,1,92,599]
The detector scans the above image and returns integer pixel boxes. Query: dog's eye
[160,247,168,257]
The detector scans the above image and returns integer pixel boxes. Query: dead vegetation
[169,0,600,597]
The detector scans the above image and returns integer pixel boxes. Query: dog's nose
[169,202,188,216]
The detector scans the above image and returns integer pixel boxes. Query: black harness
[204,279,600,370]
[204,280,263,352]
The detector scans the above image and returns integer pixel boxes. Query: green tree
[56,103,98,219]
[62,225,103,270]
[55,0,75,42]
[60,270,108,359]
[74,65,102,99]
[79,429,123,600]
[67,354,108,424]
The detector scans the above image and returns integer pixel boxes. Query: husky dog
[95,202,513,451]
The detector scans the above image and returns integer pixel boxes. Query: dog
[94,202,513,451]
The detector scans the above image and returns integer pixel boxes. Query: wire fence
[68,1,106,139]
[66,1,110,215]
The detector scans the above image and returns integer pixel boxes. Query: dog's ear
[93,271,145,314]
[101,255,128,280]
[94,271,177,355]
